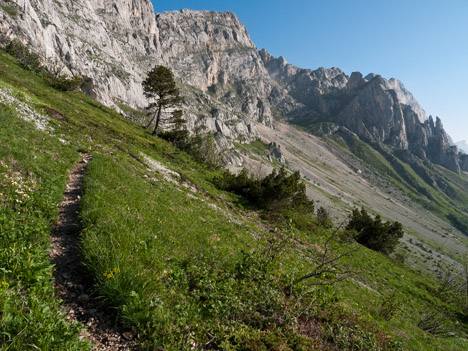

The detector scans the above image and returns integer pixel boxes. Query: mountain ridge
[2,0,466,174]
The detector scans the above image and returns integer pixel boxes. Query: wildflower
[103,267,120,279]
[1,281,9,288]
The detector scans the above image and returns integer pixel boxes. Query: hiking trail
[50,153,137,351]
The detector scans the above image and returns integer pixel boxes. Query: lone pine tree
[142,65,182,135]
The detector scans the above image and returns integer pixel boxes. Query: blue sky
[151,0,468,142]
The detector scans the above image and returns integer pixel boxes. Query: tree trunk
[152,104,163,135]
[145,110,156,129]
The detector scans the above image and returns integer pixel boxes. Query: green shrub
[42,71,83,91]
[159,131,225,169]
[0,4,18,18]
[328,322,380,351]
[158,129,190,149]
[3,40,83,91]
[316,206,333,228]
[215,167,314,213]
[5,39,42,72]
[447,213,468,236]
[417,310,455,337]
[186,132,225,169]
[379,292,401,320]
[346,207,403,255]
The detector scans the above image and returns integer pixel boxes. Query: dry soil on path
[50,153,137,351]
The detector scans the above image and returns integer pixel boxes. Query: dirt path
[50,153,136,351]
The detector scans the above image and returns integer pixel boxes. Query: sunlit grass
[0,48,467,350]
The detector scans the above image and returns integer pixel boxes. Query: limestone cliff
[0,0,465,172]
[0,0,271,144]
[261,51,466,173]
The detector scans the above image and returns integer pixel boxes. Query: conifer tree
[142,65,182,135]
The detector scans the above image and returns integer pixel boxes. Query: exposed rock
[260,53,463,173]
[0,0,269,144]
[306,122,341,137]
[0,85,50,131]
[460,154,468,172]
[0,0,463,172]
[386,78,427,123]
[267,141,285,163]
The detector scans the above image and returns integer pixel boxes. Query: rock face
[267,142,285,164]
[0,0,465,172]
[0,0,271,144]
[261,51,466,173]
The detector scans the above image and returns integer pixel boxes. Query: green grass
[234,139,270,158]
[329,134,400,179]
[0,4,17,17]
[117,101,148,123]
[0,104,89,349]
[1,49,467,350]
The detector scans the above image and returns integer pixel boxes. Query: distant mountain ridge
[1,0,467,172]
[260,51,467,173]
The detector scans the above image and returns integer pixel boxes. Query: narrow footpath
[50,153,136,351]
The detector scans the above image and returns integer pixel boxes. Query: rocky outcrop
[260,52,464,173]
[155,9,276,142]
[0,0,271,144]
[0,0,463,172]
[385,78,427,123]
[267,142,285,163]
[460,154,468,172]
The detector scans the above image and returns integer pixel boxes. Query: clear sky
[151,0,468,143]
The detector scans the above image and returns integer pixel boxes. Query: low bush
[187,132,225,169]
[5,39,42,72]
[215,167,314,213]
[346,207,403,255]
[379,292,401,320]
[158,129,190,149]
[4,40,83,91]
[417,310,455,337]
[316,206,333,228]
[159,130,225,169]
[42,71,83,91]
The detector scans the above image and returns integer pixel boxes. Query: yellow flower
[103,271,113,279]
[1,281,9,288]
[103,267,120,279]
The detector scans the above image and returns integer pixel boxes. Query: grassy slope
[0,87,88,347]
[0,50,467,350]
[330,134,468,234]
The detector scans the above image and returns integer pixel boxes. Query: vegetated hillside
[1,49,468,350]
[2,0,467,249]
[237,121,468,277]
